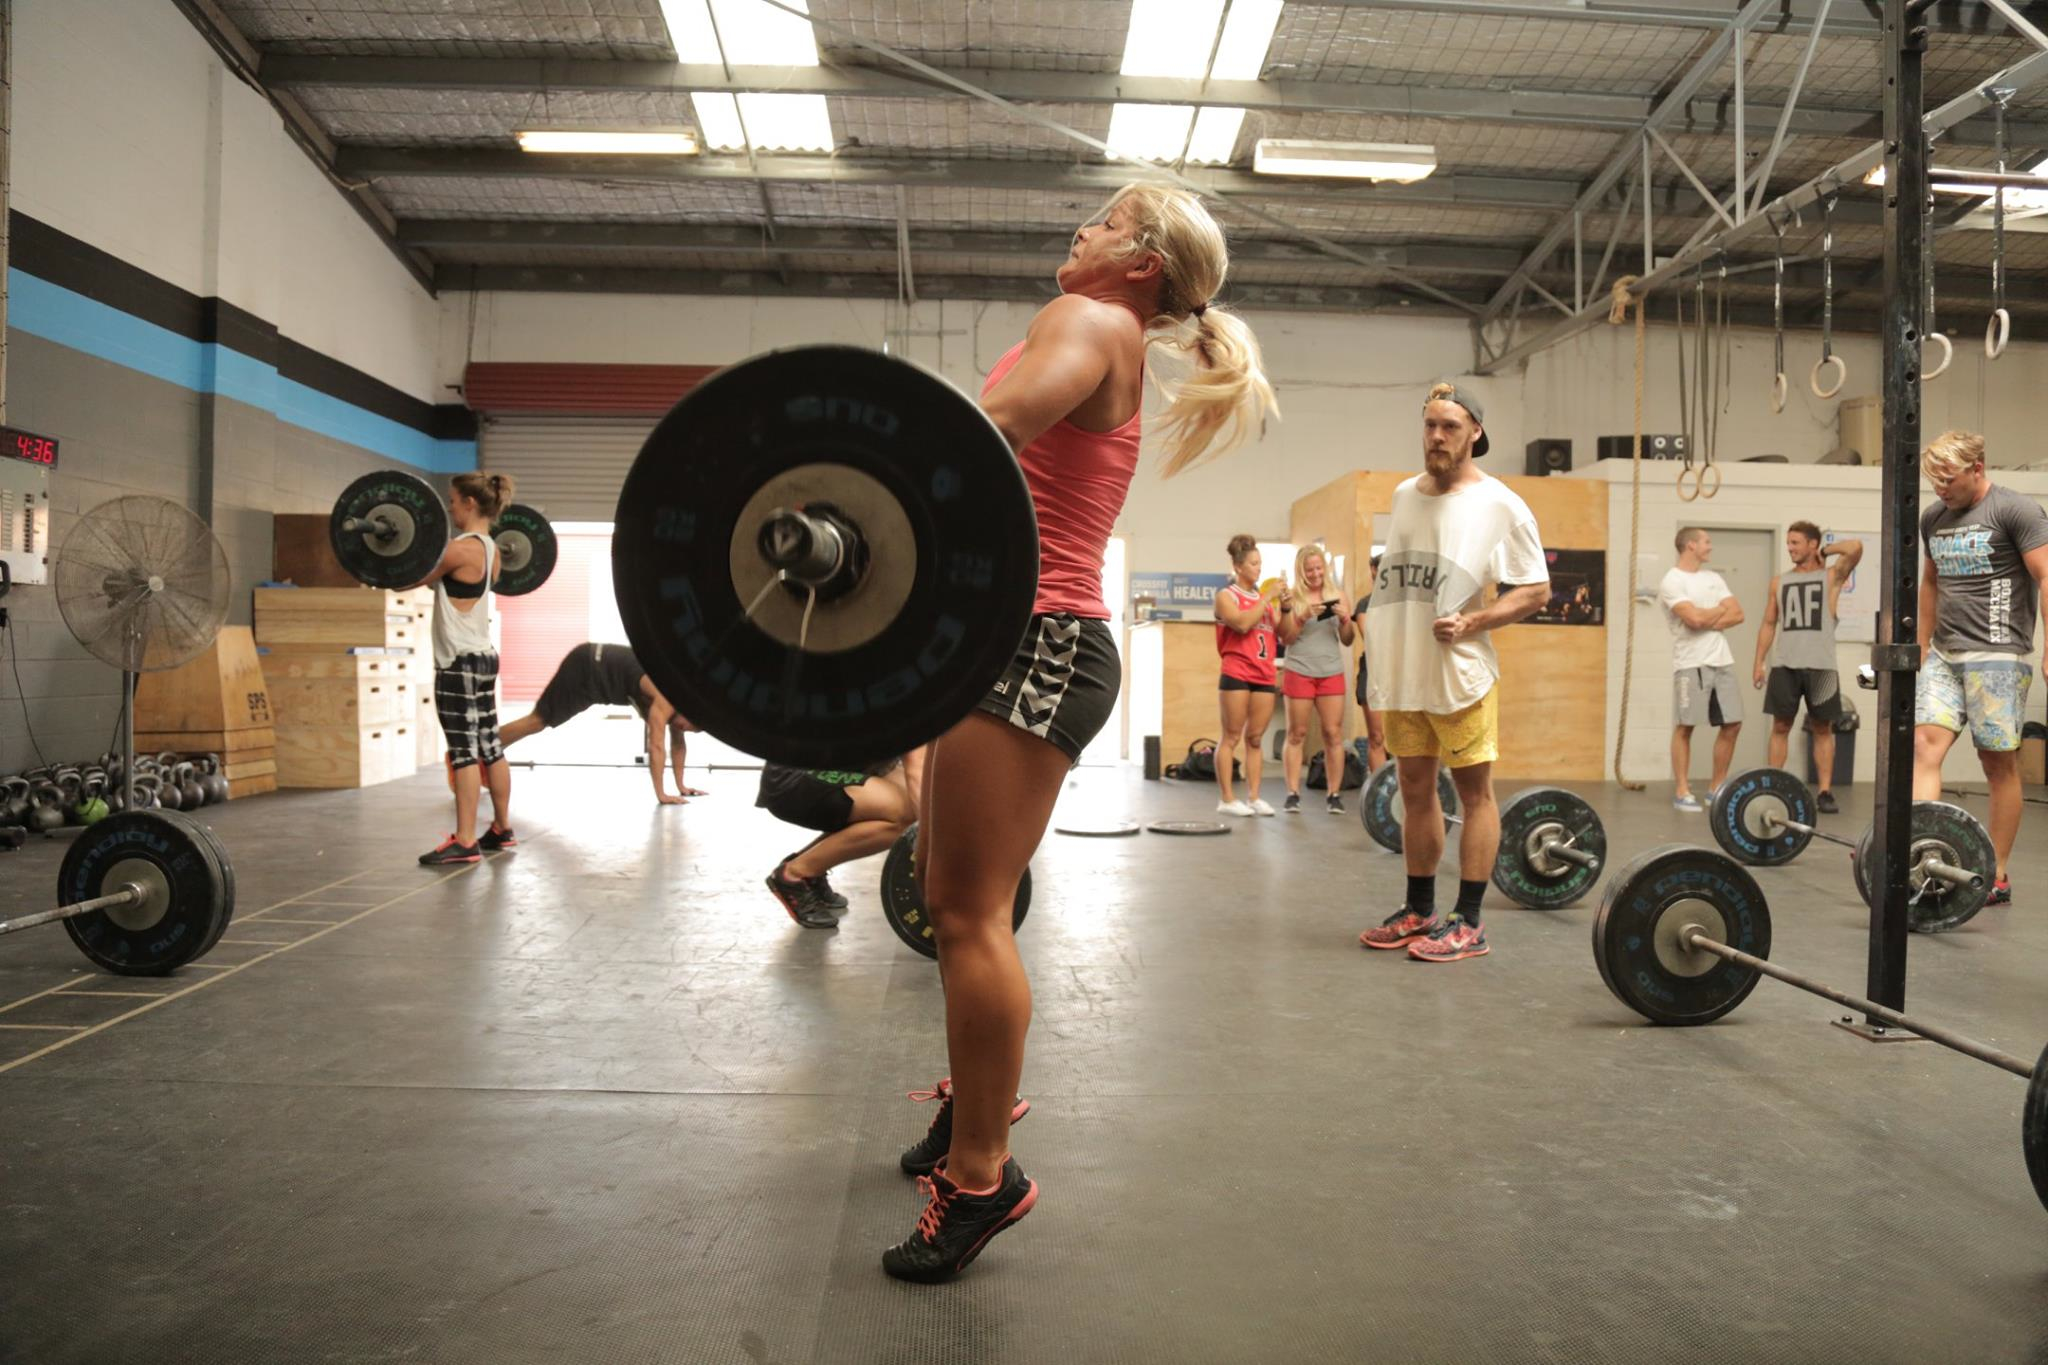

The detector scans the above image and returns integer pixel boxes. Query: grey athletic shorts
[1674,665,1743,728]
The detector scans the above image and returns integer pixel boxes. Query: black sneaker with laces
[419,834,480,866]
[1990,877,2012,906]
[808,870,848,909]
[882,1156,1038,1283]
[1326,793,1346,815]
[479,824,518,851]
[1816,790,1840,814]
[900,1077,1031,1175]
[766,860,840,928]
[1283,792,1302,814]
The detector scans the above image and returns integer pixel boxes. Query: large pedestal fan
[53,497,231,809]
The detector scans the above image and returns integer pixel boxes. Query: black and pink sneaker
[900,1077,1031,1175]
[419,834,481,866]
[1990,877,2012,906]
[882,1157,1038,1283]
[1407,914,1490,963]
[479,824,518,851]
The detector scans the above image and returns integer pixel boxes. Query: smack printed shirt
[1921,485,2048,658]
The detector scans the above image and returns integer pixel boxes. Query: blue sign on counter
[1131,571,1233,620]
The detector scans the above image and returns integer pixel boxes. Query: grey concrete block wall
[1,330,444,776]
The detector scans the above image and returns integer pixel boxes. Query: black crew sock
[1406,875,1435,916]
[1453,879,1486,925]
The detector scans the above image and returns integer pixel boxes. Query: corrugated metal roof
[220,0,673,59]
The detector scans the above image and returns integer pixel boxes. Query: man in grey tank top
[1752,520,1861,814]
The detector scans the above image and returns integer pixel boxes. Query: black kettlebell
[0,777,28,826]
[54,770,84,825]
[155,768,183,810]
[202,754,230,804]
[132,774,162,810]
[176,763,205,811]
[26,782,65,834]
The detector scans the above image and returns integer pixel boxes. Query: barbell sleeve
[1542,839,1601,871]
[1678,927,2031,1078]
[1919,858,1984,892]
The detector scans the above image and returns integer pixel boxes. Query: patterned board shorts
[975,614,1120,763]
[436,651,505,771]
[1917,652,2034,752]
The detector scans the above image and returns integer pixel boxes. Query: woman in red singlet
[886,186,1278,1283]
[1213,534,1282,816]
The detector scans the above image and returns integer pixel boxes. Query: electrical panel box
[0,457,51,585]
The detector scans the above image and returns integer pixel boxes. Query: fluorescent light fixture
[1185,107,1247,165]
[1254,139,1438,181]
[1120,0,1227,77]
[1107,103,1198,162]
[516,129,699,155]
[1210,0,1284,81]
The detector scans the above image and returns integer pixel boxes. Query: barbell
[330,470,558,597]
[612,346,1039,770]
[879,822,1031,959]
[0,810,235,975]
[1591,843,2048,1216]
[1706,766,1993,933]
[1357,763,1609,909]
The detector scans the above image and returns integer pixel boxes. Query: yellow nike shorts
[1382,688,1498,769]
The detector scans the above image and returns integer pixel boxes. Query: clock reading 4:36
[0,426,58,467]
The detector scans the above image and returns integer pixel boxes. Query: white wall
[1587,459,2048,789]
[14,0,440,401]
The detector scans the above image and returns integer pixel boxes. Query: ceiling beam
[396,219,1533,274]
[1294,0,2048,36]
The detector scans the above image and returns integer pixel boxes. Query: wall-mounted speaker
[1596,434,1689,462]
[1524,438,1572,477]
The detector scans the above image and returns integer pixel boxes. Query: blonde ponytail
[1096,184,1280,478]
[452,470,516,520]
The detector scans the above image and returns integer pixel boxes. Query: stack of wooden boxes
[134,626,277,798]
[256,587,431,789]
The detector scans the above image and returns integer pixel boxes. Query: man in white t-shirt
[1359,383,1550,965]
[1658,527,1745,812]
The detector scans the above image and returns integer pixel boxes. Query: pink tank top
[982,340,1142,618]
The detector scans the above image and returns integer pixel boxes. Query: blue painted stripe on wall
[7,270,476,473]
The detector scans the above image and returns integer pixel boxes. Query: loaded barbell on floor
[1591,843,2048,1215]
[879,823,1031,960]
[0,810,235,975]
[1357,763,1608,909]
[330,469,558,597]
[1707,767,1993,933]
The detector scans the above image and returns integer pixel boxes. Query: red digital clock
[0,425,58,467]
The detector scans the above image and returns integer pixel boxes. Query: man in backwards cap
[1357,382,1550,963]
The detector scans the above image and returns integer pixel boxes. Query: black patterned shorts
[436,651,504,771]
[974,614,1120,762]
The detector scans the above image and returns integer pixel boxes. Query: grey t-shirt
[1922,485,2048,656]
[1773,567,1838,671]
[1281,602,1347,678]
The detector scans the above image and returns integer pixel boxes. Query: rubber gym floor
[3,767,2047,1364]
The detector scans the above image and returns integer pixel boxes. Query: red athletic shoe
[1407,916,1490,962]
[1361,907,1441,950]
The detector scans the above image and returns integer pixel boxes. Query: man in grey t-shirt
[1915,431,2048,901]
[1753,521,1861,814]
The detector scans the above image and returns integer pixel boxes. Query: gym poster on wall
[1525,549,1605,627]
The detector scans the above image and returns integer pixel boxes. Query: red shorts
[1281,670,1345,700]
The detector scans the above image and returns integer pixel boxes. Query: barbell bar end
[1540,838,1600,871]
[1919,857,1984,892]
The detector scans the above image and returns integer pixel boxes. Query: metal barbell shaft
[1680,927,2032,1079]
[1759,811,1858,850]
[0,884,145,938]
[1541,838,1600,871]
[342,514,397,539]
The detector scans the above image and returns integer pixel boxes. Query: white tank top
[431,531,496,668]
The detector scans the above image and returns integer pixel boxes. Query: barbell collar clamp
[758,507,850,585]
[342,514,397,540]
[1540,838,1600,871]
[1919,857,1984,891]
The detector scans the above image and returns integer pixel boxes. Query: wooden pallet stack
[255,586,430,789]
[134,626,277,799]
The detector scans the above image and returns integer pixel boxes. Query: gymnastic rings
[1925,330,1954,381]
[1810,353,1847,400]
[1771,371,1789,414]
[1987,307,2011,360]
[1676,462,1703,503]
[1696,463,1721,499]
